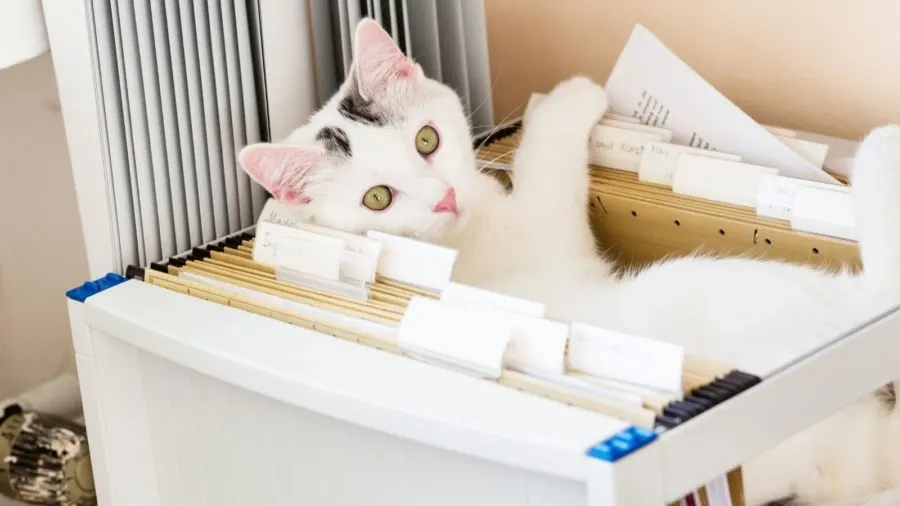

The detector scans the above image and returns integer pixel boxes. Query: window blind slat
[222,1,253,228]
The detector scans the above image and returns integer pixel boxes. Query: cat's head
[238,18,482,240]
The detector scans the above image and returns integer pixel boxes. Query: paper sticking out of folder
[604,24,838,184]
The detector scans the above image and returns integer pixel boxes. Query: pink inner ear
[238,144,324,204]
[353,19,417,99]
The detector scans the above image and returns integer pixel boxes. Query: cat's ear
[352,18,420,100]
[238,143,326,204]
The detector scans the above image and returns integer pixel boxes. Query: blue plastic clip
[65,273,127,302]
[585,426,658,462]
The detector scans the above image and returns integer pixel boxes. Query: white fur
[240,19,900,506]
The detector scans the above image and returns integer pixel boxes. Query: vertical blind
[83,0,492,271]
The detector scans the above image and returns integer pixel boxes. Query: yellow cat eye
[362,185,393,211]
[415,125,440,156]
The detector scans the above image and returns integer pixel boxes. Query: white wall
[0,53,88,400]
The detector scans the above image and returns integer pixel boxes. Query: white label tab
[599,118,674,142]
[672,154,779,208]
[756,174,848,221]
[440,282,545,318]
[567,323,684,394]
[367,231,458,291]
[253,221,344,280]
[790,185,857,241]
[398,297,514,379]
[639,142,741,186]
[257,199,383,282]
[588,124,667,172]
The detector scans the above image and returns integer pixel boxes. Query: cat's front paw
[526,76,608,131]
[858,124,900,164]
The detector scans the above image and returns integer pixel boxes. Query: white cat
[238,18,900,506]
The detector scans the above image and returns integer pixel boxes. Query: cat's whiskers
[473,104,523,156]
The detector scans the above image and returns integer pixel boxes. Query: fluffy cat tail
[851,124,900,304]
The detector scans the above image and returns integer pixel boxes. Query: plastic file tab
[588,124,668,172]
[672,154,779,208]
[502,316,570,376]
[440,282,545,318]
[790,185,857,241]
[639,142,742,187]
[366,231,458,291]
[755,174,849,221]
[568,323,684,394]
[258,199,384,283]
[397,297,514,379]
[598,118,673,142]
[253,221,378,299]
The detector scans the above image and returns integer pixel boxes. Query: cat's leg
[511,76,608,256]
[851,124,900,302]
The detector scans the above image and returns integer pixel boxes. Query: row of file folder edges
[63,270,655,462]
[64,233,761,465]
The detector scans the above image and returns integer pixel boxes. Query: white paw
[548,75,609,121]
[858,124,900,163]
[525,76,608,131]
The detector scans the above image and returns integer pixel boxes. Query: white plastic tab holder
[588,124,667,172]
[673,154,779,208]
[366,231,458,291]
[755,174,848,221]
[567,322,685,394]
[397,297,514,379]
[253,221,375,300]
[599,118,674,142]
[502,316,570,376]
[639,141,741,186]
[440,282,545,318]
[790,185,857,241]
[258,199,383,283]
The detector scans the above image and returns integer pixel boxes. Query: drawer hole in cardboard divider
[674,219,681,226]
[812,247,820,255]
[765,238,772,245]
[631,210,638,217]
[718,229,726,236]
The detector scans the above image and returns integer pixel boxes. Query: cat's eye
[415,125,440,156]
[362,185,393,211]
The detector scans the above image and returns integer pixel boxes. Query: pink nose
[432,188,458,214]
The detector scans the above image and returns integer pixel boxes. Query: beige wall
[0,54,87,400]
[485,0,900,140]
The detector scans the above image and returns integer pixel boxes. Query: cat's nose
[432,188,458,214]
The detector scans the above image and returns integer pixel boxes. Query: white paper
[398,297,514,379]
[0,0,48,70]
[605,24,837,184]
[705,474,733,506]
[778,136,830,170]
[673,154,779,208]
[567,322,685,394]
[639,141,742,186]
[366,231,458,291]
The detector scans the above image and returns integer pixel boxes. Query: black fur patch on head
[760,496,799,506]
[315,126,351,157]
[876,382,896,410]
[338,78,388,126]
